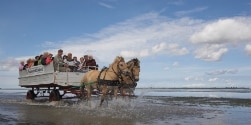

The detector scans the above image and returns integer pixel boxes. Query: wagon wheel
[49,90,60,101]
[26,90,36,100]
[55,90,62,99]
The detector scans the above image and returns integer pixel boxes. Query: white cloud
[190,17,251,44]
[1,13,197,71]
[208,77,218,82]
[182,83,206,88]
[98,2,114,9]
[175,7,208,17]
[206,69,239,75]
[0,57,19,71]
[172,61,179,67]
[166,43,189,55]
[2,13,251,74]
[120,49,149,59]
[184,76,191,81]
[245,44,251,56]
[194,44,228,61]
[152,42,189,56]
[167,0,184,6]
[184,76,204,81]
[227,69,239,74]
[152,42,166,53]
[164,67,169,71]
[48,13,194,63]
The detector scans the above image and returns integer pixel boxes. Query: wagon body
[18,62,87,101]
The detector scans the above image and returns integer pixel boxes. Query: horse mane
[114,56,125,63]
[127,58,140,68]
[109,56,125,67]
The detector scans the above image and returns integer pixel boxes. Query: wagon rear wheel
[49,90,61,101]
[55,90,61,99]
[26,90,36,100]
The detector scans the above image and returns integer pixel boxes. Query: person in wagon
[33,56,40,66]
[86,55,97,70]
[37,54,43,65]
[22,60,29,70]
[73,56,80,72]
[46,53,53,65]
[53,49,70,72]
[66,53,75,71]
[41,52,49,65]
[76,57,88,72]
[27,58,34,68]
[19,61,25,71]
[82,55,88,70]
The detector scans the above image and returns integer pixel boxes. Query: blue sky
[0,0,251,88]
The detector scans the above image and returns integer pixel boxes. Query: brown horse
[81,56,130,106]
[119,58,140,96]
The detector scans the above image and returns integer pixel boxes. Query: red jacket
[46,57,52,65]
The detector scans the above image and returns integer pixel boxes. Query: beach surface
[0,89,251,125]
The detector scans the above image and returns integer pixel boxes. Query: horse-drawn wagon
[18,62,88,101]
[18,56,140,104]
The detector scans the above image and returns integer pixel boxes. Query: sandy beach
[1,93,251,125]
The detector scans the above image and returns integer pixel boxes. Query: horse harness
[97,62,125,86]
[119,82,137,89]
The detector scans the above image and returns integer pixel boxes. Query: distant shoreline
[1,87,250,90]
[136,87,251,89]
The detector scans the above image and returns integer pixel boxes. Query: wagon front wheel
[26,90,36,100]
[49,90,60,101]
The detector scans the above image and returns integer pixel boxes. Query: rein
[120,59,140,88]
[97,61,125,86]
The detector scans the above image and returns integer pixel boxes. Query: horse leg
[87,88,91,101]
[114,86,118,99]
[83,85,92,106]
[121,88,127,96]
[100,86,107,106]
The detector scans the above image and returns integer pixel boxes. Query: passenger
[82,55,89,70]
[53,49,70,72]
[63,55,68,64]
[27,58,34,68]
[66,53,75,71]
[34,56,40,66]
[86,55,97,70]
[73,56,80,65]
[73,56,80,72]
[77,57,84,70]
[41,52,49,65]
[19,61,25,71]
[66,53,73,62]
[23,63,28,70]
[37,54,43,65]
[46,53,53,65]
[22,59,30,70]
[77,57,88,72]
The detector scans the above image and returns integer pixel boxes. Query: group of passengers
[19,49,98,72]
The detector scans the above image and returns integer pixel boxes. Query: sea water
[0,88,251,125]
[135,88,251,99]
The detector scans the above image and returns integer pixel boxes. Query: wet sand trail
[1,95,251,125]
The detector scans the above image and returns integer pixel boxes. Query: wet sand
[1,96,251,125]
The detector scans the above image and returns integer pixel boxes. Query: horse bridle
[111,60,129,82]
[131,65,140,82]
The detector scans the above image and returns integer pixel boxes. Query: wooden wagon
[18,62,89,101]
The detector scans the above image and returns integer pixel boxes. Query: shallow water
[135,88,251,99]
[0,88,251,125]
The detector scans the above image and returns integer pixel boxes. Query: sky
[0,0,251,88]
